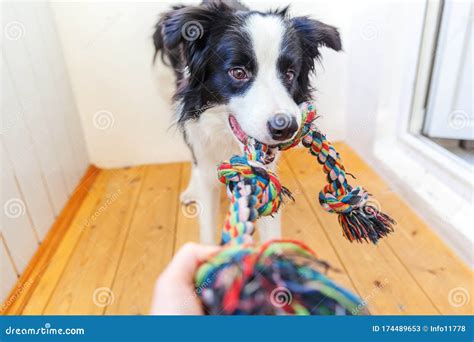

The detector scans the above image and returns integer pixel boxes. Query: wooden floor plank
[106,164,181,315]
[339,143,474,314]
[42,167,145,314]
[21,169,107,315]
[285,148,439,314]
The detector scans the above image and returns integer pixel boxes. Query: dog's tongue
[229,115,248,144]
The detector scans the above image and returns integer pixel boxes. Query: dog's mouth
[228,115,248,144]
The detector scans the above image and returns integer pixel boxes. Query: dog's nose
[267,113,298,141]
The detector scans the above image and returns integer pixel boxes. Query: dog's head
[156,2,341,145]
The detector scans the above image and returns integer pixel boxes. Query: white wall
[50,0,350,168]
[1,1,89,303]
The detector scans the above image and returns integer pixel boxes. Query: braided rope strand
[217,154,283,244]
[296,104,395,243]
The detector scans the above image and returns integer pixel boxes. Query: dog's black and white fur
[153,0,341,244]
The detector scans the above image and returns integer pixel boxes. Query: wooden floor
[3,143,473,315]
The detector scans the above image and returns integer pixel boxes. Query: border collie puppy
[153,0,341,244]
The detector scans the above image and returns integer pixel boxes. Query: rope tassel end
[339,205,396,244]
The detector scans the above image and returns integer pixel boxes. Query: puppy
[153,0,341,244]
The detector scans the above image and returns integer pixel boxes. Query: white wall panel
[6,2,80,193]
[1,60,55,240]
[0,141,39,275]
[3,4,69,216]
[1,1,89,298]
[35,2,89,173]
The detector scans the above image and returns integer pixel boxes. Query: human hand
[151,242,221,315]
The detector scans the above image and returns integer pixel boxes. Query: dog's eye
[285,69,295,82]
[229,67,249,81]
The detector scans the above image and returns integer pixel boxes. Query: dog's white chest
[183,105,241,165]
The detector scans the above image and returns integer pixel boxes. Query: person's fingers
[152,243,222,315]
[161,243,221,282]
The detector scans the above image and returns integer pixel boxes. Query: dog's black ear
[160,8,208,50]
[290,17,342,103]
[157,3,233,53]
[291,17,342,57]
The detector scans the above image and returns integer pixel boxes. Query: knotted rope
[194,102,395,315]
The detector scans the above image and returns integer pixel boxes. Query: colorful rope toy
[195,102,395,315]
